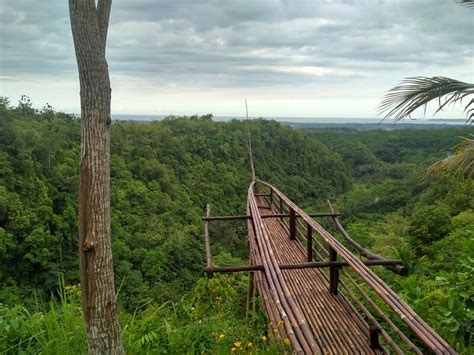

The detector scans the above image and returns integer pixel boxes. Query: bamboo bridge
[201,132,455,354]
[202,180,455,354]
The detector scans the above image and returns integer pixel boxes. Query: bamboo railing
[256,180,455,354]
[202,180,455,354]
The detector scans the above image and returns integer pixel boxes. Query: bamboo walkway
[203,179,456,354]
[260,203,376,354]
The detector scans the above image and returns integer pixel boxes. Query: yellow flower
[283,338,291,345]
[218,333,225,340]
[230,347,236,353]
[247,342,253,348]
[261,335,268,342]
[273,328,278,334]
[215,296,222,302]
[277,319,284,326]
[234,341,242,348]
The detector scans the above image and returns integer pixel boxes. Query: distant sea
[112,114,465,126]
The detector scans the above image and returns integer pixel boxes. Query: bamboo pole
[327,200,406,275]
[204,204,212,269]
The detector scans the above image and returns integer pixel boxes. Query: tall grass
[1,275,290,354]
[0,278,86,354]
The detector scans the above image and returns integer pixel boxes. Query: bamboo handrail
[257,180,455,353]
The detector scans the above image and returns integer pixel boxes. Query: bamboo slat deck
[259,201,376,354]
[243,180,455,354]
[203,178,455,353]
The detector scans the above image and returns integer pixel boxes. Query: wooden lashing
[329,247,339,295]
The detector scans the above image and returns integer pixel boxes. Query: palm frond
[457,0,474,8]
[426,135,474,179]
[379,76,474,123]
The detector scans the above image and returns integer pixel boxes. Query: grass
[0,275,291,354]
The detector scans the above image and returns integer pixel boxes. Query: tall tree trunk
[69,1,124,353]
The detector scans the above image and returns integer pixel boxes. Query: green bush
[409,205,452,254]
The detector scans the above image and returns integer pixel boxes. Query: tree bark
[69,1,124,353]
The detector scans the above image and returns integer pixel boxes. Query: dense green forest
[0,97,473,353]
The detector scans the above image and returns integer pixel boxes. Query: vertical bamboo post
[369,323,381,350]
[252,273,257,314]
[306,222,313,262]
[246,271,255,317]
[329,247,339,295]
[269,188,273,209]
[279,196,284,221]
[289,208,296,240]
[204,204,212,270]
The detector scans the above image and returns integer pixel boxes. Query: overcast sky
[0,0,472,118]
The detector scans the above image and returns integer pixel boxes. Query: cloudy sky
[0,0,472,119]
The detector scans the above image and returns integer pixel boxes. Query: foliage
[427,135,474,179]
[379,76,474,123]
[1,98,473,352]
[0,275,288,354]
[408,205,452,254]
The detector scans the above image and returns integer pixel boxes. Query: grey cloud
[0,0,472,89]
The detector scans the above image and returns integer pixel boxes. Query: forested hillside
[0,98,472,353]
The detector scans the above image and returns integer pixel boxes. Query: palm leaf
[458,0,474,8]
[426,135,474,179]
[379,77,474,123]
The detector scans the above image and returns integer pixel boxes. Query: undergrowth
[0,275,290,354]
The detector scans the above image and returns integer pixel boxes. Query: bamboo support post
[246,269,255,317]
[329,247,339,295]
[269,188,274,209]
[289,208,296,240]
[204,204,212,269]
[369,323,381,350]
[306,222,313,262]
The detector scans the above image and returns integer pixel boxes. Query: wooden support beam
[203,212,341,222]
[329,247,339,295]
[306,222,313,262]
[202,215,251,221]
[203,259,403,274]
[261,212,341,219]
[289,208,296,240]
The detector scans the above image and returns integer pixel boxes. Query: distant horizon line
[110,113,467,124]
